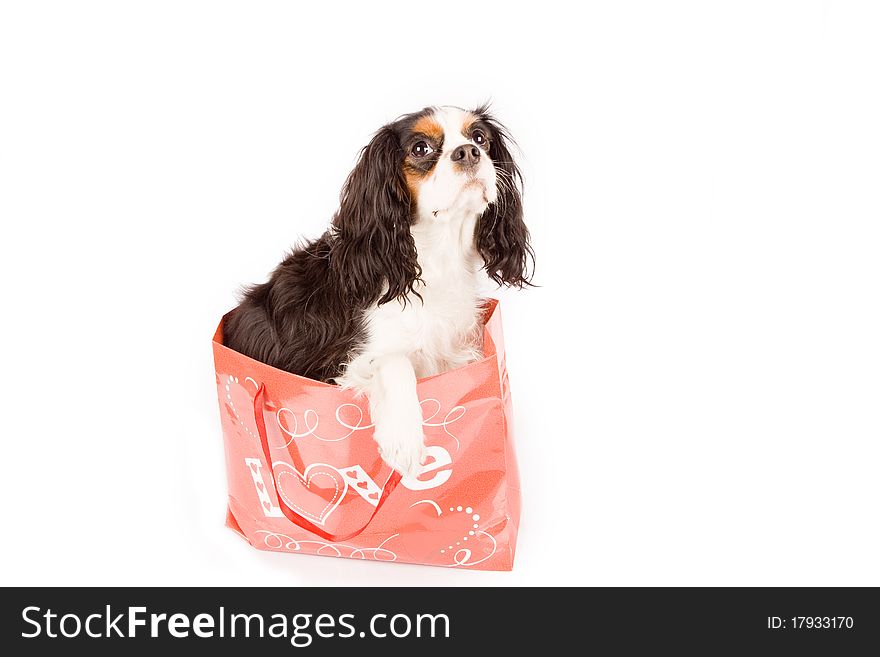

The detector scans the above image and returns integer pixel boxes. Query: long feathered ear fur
[474,107,535,287]
[330,126,421,305]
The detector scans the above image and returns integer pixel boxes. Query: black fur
[329,125,422,307]
[473,105,535,287]
[221,236,365,383]
[222,107,532,383]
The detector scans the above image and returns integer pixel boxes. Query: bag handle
[252,384,402,542]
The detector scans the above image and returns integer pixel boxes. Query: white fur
[336,107,494,477]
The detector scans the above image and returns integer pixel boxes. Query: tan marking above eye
[412,115,444,141]
[460,113,478,138]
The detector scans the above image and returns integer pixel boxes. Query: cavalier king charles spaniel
[223,105,533,477]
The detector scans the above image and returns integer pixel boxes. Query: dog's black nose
[451,144,481,166]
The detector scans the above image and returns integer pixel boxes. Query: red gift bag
[212,299,521,570]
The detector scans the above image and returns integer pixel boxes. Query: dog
[222,105,533,477]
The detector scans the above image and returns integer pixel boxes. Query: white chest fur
[336,209,485,391]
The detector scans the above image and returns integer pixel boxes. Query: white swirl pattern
[447,531,498,568]
[276,398,466,451]
[255,531,400,562]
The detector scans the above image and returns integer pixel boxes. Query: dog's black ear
[474,108,535,287]
[330,126,421,305]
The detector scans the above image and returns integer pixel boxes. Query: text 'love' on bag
[212,299,521,570]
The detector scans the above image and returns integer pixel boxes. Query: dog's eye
[472,129,487,146]
[411,141,433,157]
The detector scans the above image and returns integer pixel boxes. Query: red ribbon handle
[252,384,402,542]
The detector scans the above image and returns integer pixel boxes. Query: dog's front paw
[373,413,426,480]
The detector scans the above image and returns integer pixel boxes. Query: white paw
[373,413,426,480]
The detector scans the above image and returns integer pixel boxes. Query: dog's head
[330,105,533,305]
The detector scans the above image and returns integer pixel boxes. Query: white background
[2,1,878,586]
